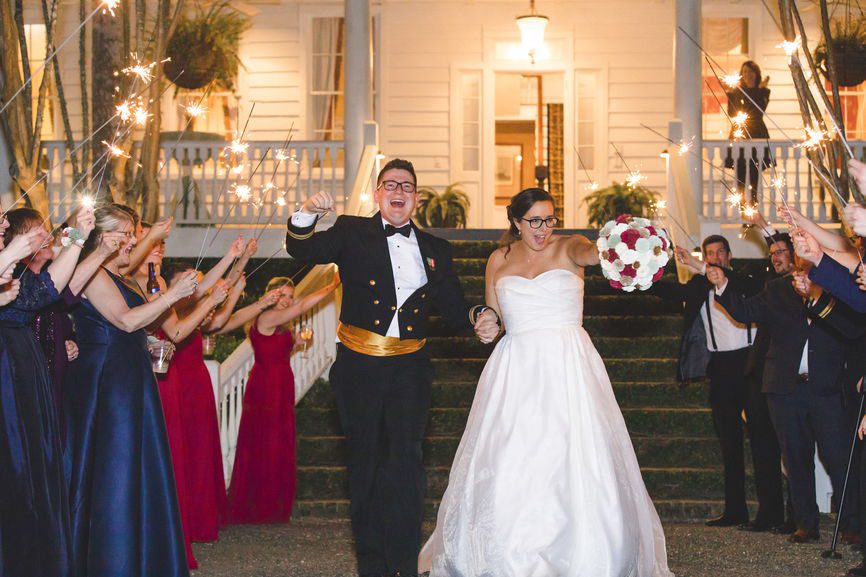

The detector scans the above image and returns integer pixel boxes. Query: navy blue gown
[0,267,71,577]
[63,270,189,577]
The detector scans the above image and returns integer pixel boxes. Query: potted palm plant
[581,182,659,228]
[165,2,249,91]
[414,183,471,228]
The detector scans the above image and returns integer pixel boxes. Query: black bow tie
[385,223,411,238]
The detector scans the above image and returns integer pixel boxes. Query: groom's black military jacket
[286,212,486,341]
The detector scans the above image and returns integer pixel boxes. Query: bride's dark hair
[501,187,555,255]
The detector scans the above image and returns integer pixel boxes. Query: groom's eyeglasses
[520,217,559,229]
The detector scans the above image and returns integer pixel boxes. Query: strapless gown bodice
[495,269,583,334]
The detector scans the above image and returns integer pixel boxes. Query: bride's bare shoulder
[487,246,508,270]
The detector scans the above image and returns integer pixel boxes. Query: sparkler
[227,138,249,156]
[721,74,741,88]
[121,55,160,83]
[777,36,802,59]
[625,170,646,190]
[799,126,830,151]
[101,0,120,15]
[573,146,598,192]
[102,140,131,159]
[185,103,207,118]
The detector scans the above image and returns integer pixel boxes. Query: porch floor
[191,517,857,577]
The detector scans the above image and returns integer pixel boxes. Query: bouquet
[597,214,672,292]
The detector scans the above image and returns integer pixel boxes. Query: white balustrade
[41,139,345,225]
[701,139,865,224]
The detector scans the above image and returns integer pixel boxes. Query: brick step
[428,315,682,337]
[293,498,750,523]
[295,465,744,502]
[296,407,714,437]
[297,435,733,469]
[300,380,705,410]
[430,357,678,382]
[423,335,679,359]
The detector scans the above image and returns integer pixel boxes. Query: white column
[344,0,372,196]
[674,0,702,213]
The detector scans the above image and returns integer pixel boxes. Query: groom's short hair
[701,234,730,255]
[377,158,417,186]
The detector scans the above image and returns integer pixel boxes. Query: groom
[286,158,499,577]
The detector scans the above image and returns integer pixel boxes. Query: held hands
[792,270,812,298]
[856,266,866,292]
[244,238,258,257]
[849,159,866,202]
[705,264,727,289]
[674,247,703,274]
[792,230,822,265]
[258,288,281,310]
[69,206,96,240]
[96,231,130,258]
[65,340,79,361]
[474,309,500,344]
[759,76,770,89]
[0,280,20,306]
[149,217,173,242]
[207,280,230,306]
[166,270,198,303]
[4,229,42,263]
[843,202,866,238]
[228,235,246,258]
[301,191,335,216]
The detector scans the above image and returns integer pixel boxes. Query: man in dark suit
[708,260,859,543]
[648,235,763,527]
[286,158,498,577]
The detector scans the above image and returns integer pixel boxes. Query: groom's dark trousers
[286,213,485,576]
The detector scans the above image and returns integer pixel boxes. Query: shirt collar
[381,216,411,230]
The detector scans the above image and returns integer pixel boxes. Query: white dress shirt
[708,281,753,351]
[291,211,427,337]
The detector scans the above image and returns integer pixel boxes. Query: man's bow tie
[385,223,411,238]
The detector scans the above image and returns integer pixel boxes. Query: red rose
[616,214,633,224]
[607,249,619,263]
[646,226,657,236]
[660,237,668,251]
[652,267,664,282]
[609,280,623,289]
[620,228,641,249]
[622,264,637,278]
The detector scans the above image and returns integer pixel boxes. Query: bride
[419,188,674,577]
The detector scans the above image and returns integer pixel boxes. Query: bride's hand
[474,309,500,344]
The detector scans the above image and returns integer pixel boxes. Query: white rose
[619,248,638,265]
[597,237,609,252]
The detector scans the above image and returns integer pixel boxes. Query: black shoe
[738,520,777,532]
[787,528,820,543]
[770,521,797,535]
[706,514,748,527]
[847,561,866,576]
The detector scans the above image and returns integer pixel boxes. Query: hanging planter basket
[164,48,218,90]
[815,38,866,86]
[163,1,248,92]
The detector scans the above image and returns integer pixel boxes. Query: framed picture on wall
[495,145,520,186]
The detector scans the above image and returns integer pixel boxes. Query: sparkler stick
[573,146,598,191]
[610,143,645,189]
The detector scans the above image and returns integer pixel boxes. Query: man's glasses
[769,248,790,257]
[379,180,416,194]
[520,217,559,229]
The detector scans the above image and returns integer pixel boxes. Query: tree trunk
[91,0,124,199]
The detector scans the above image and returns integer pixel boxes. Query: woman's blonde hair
[81,204,134,257]
[265,276,295,293]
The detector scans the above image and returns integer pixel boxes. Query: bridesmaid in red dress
[226,272,340,524]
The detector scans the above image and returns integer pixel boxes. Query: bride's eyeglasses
[520,217,559,229]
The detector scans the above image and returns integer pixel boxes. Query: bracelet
[60,227,85,248]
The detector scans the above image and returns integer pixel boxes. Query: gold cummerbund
[337,322,426,357]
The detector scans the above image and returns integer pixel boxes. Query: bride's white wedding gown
[420,269,674,577]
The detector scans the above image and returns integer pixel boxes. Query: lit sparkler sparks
[275,196,287,207]
[79,195,95,209]
[102,141,130,159]
[732,111,749,126]
[772,175,785,193]
[101,0,120,15]
[227,138,249,156]
[133,106,151,126]
[741,204,757,219]
[584,181,599,192]
[721,74,741,88]
[777,36,802,58]
[184,103,207,118]
[655,200,667,210]
[263,181,276,192]
[233,184,252,202]
[274,149,291,162]
[726,192,744,208]
[121,55,158,83]
[678,138,695,156]
[231,164,245,176]
[799,126,829,150]
[116,101,132,122]
[625,170,646,190]
[732,127,746,140]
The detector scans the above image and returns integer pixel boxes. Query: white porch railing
[701,139,866,224]
[41,139,345,225]
[217,265,340,482]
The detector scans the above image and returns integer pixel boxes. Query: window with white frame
[701,16,750,139]
[310,16,378,141]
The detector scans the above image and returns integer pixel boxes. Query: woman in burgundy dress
[226,272,339,524]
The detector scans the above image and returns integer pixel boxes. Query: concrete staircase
[294,240,740,521]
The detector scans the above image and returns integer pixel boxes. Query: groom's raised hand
[474,309,500,344]
[301,190,335,216]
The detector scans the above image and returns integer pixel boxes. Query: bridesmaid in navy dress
[63,205,198,577]
[0,204,94,577]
